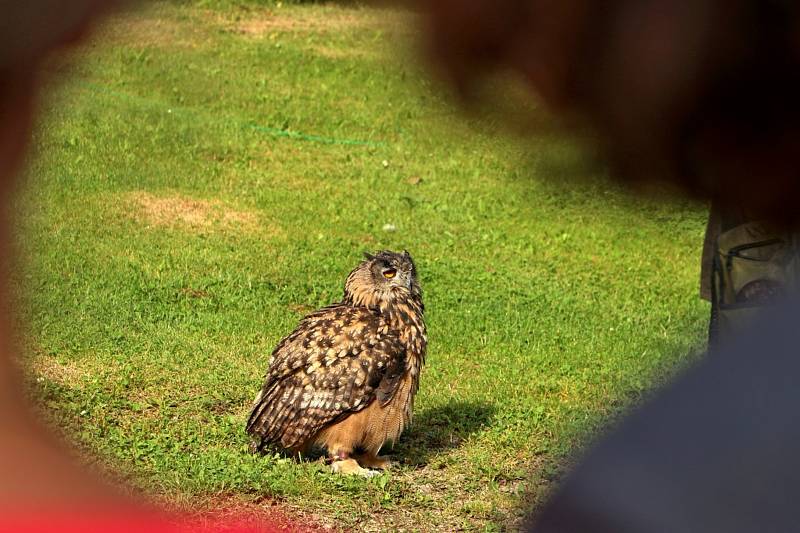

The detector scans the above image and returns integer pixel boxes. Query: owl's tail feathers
[247,381,299,453]
[246,386,276,453]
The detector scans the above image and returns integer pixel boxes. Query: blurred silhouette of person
[420,0,800,531]
[0,2,282,530]
[0,0,128,517]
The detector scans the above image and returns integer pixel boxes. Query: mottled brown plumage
[246,250,426,475]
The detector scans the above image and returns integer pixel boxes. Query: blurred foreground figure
[0,0,126,517]
[0,2,280,531]
[423,0,800,221]
[420,0,800,531]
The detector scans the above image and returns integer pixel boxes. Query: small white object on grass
[382,223,396,232]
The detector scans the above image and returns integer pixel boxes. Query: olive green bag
[709,222,797,347]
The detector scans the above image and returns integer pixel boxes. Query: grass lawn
[17,1,709,530]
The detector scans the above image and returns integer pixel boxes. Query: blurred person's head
[422,0,800,224]
[0,0,117,186]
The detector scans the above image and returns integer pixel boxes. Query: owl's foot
[331,458,379,478]
[356,453,392,470]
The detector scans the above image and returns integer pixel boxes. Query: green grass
[18,1,709,530]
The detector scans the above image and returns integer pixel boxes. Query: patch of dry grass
[28,353,87,388]
[228,8,396,36]
[126,191,264,234]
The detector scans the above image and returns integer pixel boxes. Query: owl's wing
[246,305,407,451]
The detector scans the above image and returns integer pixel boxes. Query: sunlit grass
[18,1,709,530]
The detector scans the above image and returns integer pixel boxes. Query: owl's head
[344,250,421,309]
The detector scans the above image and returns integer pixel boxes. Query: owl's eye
[382,268,397,279]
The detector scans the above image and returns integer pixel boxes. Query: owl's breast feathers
[247,296,426,451]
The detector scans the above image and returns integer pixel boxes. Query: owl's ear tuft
[363,252,375,261]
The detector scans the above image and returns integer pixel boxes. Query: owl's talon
[331,458,378,477]
[357,454,392,470]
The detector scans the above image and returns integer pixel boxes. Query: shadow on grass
[392,400,496,466]
[257,400,496,466]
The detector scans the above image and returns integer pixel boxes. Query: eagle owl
[246,250,427,476]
